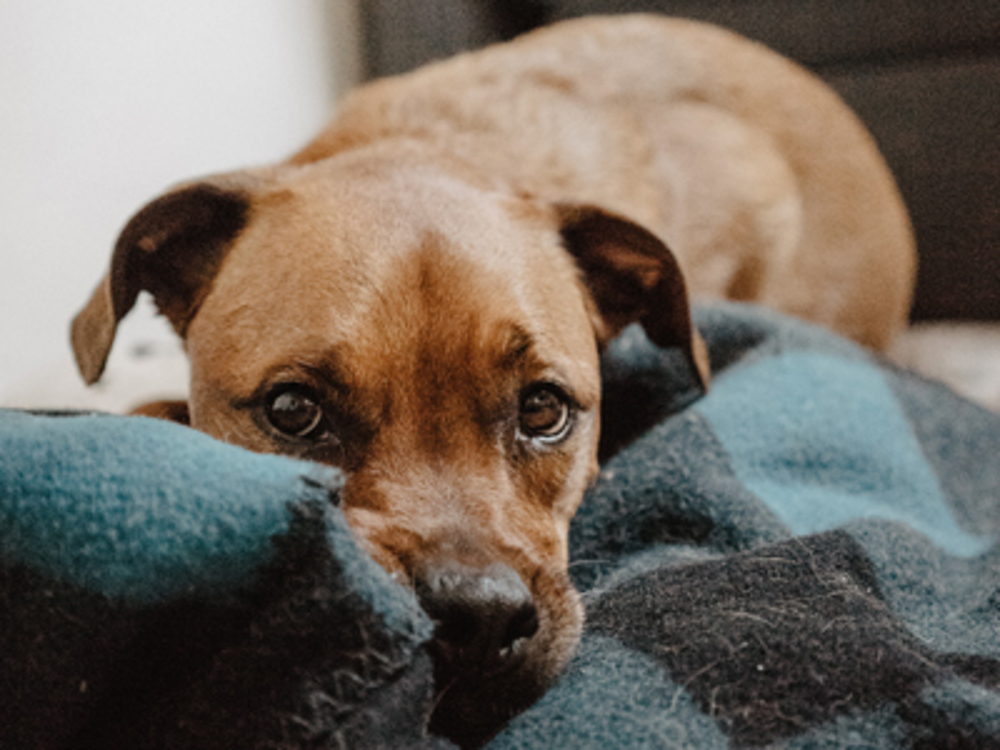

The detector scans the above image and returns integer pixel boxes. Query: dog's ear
[556,204,710,390]
[71,178,255,385]
[130,399,191,424]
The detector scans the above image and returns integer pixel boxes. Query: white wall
[0,0,360,402]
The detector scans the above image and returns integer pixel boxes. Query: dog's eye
[266,386,325,439]
[519,385,572,441]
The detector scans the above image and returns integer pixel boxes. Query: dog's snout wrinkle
[417,561,539,674]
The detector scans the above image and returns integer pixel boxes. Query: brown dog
[70,15,915,746]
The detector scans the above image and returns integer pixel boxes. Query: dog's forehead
[224,159,555,292]
[187,160,600,400]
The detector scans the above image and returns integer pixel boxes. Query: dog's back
[293,14,916,350]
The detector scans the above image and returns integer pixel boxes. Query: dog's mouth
[428,614,537,681]
[425,621,551,749]
[417,564,581,748]
[487,632,535,677]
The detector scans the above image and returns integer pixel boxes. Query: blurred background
[0,0,360,401]
[1,0,997,409]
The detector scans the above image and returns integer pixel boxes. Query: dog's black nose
[416,561,539,672]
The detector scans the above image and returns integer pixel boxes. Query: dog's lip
[429,631,533,681]
[486,634,533,677]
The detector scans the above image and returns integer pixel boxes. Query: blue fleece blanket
[2,303,998,748]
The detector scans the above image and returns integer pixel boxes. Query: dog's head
[72,152,708,746]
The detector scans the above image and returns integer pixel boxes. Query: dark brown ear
[557,204,710,391]
[71,178,254,385]
[130,399,191,424]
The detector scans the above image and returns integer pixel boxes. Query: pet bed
[2,302,997,748]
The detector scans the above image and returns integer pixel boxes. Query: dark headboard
[360,0,1000,321]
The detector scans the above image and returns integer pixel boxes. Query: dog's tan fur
[71,16,915,746]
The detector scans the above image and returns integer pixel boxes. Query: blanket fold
[1,411,439,748]
[2,302,997,748]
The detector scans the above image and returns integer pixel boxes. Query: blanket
[2,302,998,748]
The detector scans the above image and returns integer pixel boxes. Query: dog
[70,15,915,746]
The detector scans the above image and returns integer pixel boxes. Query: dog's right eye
[265,385,325,439]
[518,384,573,443]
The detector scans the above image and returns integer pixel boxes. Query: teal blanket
[2,303,998,748]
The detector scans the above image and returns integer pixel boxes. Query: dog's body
[72,16,915,746]
[294,15,915,350]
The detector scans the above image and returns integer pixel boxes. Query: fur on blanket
[2,302,998,748]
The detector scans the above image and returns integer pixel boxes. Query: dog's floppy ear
[130,399,191,424]
[557,204,710,390]
[71,178,255,385]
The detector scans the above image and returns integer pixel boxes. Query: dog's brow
[293,355,352,393]
[497,324,535,371]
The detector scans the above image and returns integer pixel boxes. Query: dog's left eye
[519,385,572,442]
[265,385,326,439]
